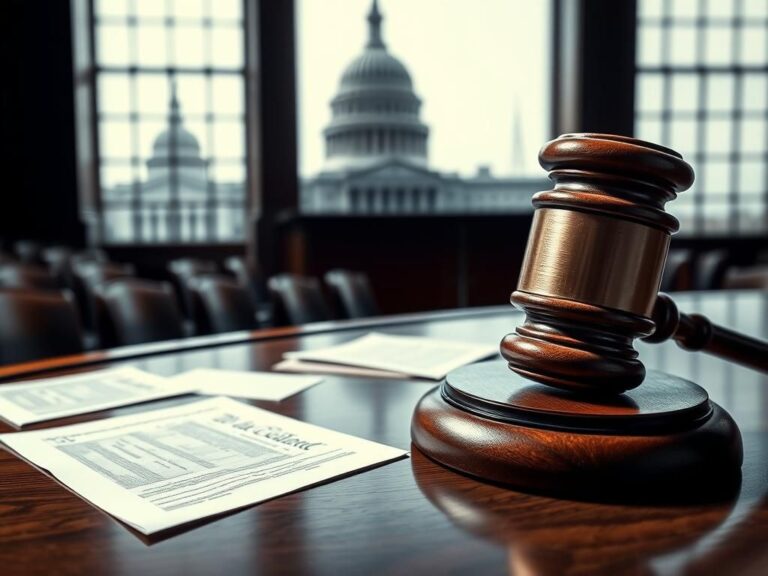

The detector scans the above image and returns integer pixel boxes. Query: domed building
[301,0,544,215]
[146,89,208,184]
[102,85,245,243]
[322,0,428,172]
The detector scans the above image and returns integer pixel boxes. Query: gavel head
[501,133,694,394]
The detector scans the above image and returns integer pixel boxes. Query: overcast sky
[296,0,551,178]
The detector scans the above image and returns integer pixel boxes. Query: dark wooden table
[1,291,767,576]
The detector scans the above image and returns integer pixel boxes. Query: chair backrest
[0,263,58,290]
[42,246,75,287]
[324,269,379,319]
[660,249,694,292]
[724,265,768,290]
[695,250,731,290]
[189,275,257,335]
[168,258,220,317]
[73,262,136,333]
[95,278,185,347]
[13,240,43,264]
[71,249,109,271]
[224,255,268,304]
[0,289,84,365]
[268,274,332,326]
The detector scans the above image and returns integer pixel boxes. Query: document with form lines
[0,396,407,535]
[0,366,190,428]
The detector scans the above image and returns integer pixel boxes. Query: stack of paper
[171,368,322,401]
[273,332,498,380]
[0,367,189,428]
[0,396,407,535]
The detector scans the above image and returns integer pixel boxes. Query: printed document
[171,368,322,401]
[0,366,189,428]
[283,332,498,380]
[0,396,407,535]
[273,357,410,379]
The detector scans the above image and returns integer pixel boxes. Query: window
[92,0,247,244]
[296,0,552,215]
[635,0,768,235]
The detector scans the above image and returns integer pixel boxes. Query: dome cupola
[323,0,429,171]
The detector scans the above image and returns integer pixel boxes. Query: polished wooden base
[411,360,743,500]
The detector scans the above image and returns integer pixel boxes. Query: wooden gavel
[502,133,768,394]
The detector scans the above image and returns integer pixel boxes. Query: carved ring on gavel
[501,133,768,394]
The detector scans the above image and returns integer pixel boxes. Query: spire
[367,0,385,49]
[169,79,183,127]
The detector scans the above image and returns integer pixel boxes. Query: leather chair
[695,250,731,291]
[324,269,379,319]
[225,255,268,304]
[42,246,75,287]
[13,240,43,264]
[189,275,258,335]
[724,265,768,290]
[0,289,84,365]
[0,263,58,290]
[268,274,333,326]
[168,258,219,317]
[95,278,185,347]
[73,262,135,334]
[660,249,694,292]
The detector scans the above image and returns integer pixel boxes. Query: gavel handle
[643,293,768,372]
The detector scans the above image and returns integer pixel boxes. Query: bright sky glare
[296,0,551,178]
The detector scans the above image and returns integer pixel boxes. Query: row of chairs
[661,248,749,292]
[0,250,379,365]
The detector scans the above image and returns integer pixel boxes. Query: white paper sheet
[284,332,498,380]
[0,396,407,535]
[0,366,190,428]
[171,368,322,401]
[273,358,411,379]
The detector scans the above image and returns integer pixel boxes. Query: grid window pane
[100,120,134,159]
[174,0,206,20]
[212,0,243,20]
[639,25,664,66]
[706,1,734,19]
[96,0,130,19]
[670,26,698,65]
[744,0,768,18]
[210,27,244,68]
[174,26,207,67]
[136,75,170,115]
[706,74,735,112]
[98,74,132,115]
[704,26,733,65]
[212,76,244,115]
[672,74,698,112]
[136,25,169,67]
[739,27,767,65]
[671,118,698,154]
[739,161,765,193]
[93,1,247,245]
[97,24,131,66]
[637,118,664,143]
[740,118,767,153]
[637,74,665,113]
[135,0,166,20]
[742,73,766,111]
[637,0,768,235]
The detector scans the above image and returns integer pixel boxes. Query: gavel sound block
[411,134,759,498]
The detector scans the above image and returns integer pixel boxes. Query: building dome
[151,90,203,160]
[340,50,413,90]
[323,0,429,171]
[146,86,207,183]
[152,125,201,158]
